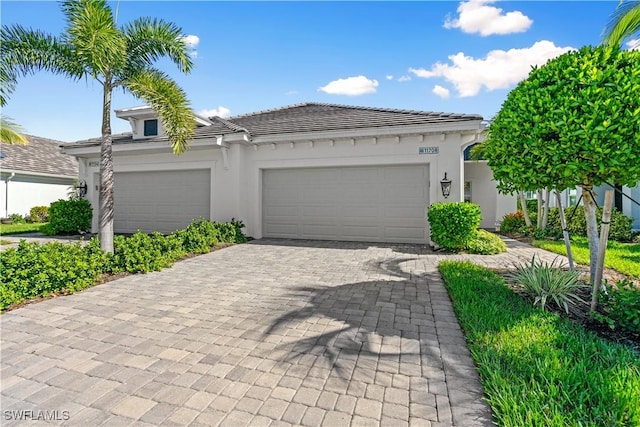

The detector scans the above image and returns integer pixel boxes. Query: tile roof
[196,102,483,138]
[69,102,484,146]
[0,135,78,177]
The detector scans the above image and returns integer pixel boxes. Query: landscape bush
[8,213,27,224]
[0,238,108,309]
[0,219,247,309]
[499,211,528,233]
[594,279,640,334]
[428,202,481,251]
[509,256,587,313]
[545,207,633,242]
[439,260,640,426]
[466,229,507,255]
[29,206,49,223]
[44,199,92,235]
[112,231,186,274]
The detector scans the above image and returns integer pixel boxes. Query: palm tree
[603,1,640,47]
[0,116,28,145]
[1,0,195,252]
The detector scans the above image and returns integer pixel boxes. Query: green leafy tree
[484,45,640,289]
[0,0,195,252]
[603,0,640,47]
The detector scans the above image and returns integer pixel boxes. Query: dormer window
[144,119,158,136]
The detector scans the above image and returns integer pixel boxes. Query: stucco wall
[78,131,491,240]
[0,174,74,218]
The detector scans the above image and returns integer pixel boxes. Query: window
[143,119,158,136]
[464,181,472,202]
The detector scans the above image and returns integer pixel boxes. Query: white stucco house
[62,103,515,244]
[0,135,78,218]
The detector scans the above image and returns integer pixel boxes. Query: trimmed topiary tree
[483,45,640,289]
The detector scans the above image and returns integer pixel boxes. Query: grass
[439,260,640,427]
[534,236,640,279]
[0,222,47,235]
[0,239,11,245]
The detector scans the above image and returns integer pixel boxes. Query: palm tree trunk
[581,184,600,285]
[99,83,115,253]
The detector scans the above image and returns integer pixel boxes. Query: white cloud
[432,85,450,99]
[182,34,200,47]
[444,0,533,36]
[318,75,379,96]
[386,75,394,80]
[626,39,640,51]
[409,40,573,97]
[182,34,200,58]
[397,75,411,82]
[285,90,299,95]
[198,106,231,118]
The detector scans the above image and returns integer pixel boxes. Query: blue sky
[2,1,635,142]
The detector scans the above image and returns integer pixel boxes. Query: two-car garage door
[263,165,429,243]
[113,169,210,234]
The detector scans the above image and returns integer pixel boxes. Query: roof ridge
[228,102,481,119]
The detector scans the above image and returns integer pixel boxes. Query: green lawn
[534,236,640,279]
[439,260,640,427]
[0,222,47,235]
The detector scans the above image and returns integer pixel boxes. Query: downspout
[5,172,15,218]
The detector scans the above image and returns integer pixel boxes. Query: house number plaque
[418,147,439,155]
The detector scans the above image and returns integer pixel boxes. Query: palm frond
[0,25,82,106]
[603,0,640,47]
[61,0,126,77]
[125,69,195,155]
[0,116,28,145]
[123,17,194,74]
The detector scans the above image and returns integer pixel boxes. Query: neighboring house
[63,103,515,244]
[0,135,79,218]
[550,184,640,231]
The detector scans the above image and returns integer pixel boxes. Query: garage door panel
[114,169,210,234]
[263,165,428,243]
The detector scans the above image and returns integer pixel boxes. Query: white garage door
[113,169,210,234]
[263,165,429,243]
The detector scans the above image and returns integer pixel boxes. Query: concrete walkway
[1,238,565,426]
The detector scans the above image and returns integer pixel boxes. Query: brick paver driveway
[0,238,543,426]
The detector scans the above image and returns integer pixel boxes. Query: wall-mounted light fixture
[78,180,88,197]
[440,172,452,198]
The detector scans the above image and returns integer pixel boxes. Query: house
[551,184,640,231]
[62,103,515,244]
[0,135,79,218]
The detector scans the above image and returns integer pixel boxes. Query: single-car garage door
[113,169,210,234]
[263,165,429,243]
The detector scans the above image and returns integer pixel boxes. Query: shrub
[510,256,587,313]
[546,207,633,242]
[45,199,92,235]
[428,202,481,251]
[8,213,26,223]
[499,211,527,233]
[516,198,538,215]
[112,231,185,274]
[466,229,507,254]
[594,279,640,334]
[0,238,108,310]
[29,206,49,223]
[174,218,221,254]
